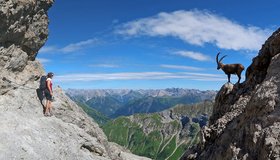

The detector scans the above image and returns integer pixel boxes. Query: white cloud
[39,38,99,54]
[160,64,204,71]
[39,46,57,53]
[55,72,226,82]
[116,10,271,51]
[37,58,51,63]
[173,51,211,61]
[89,64,120,68]
[61,39,98,53]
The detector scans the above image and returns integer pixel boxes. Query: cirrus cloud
[37,58,51,64]
[160,64,204,71]
[89,64,120,68]
[55,72,226,82]
[173,51,211,61]
[116,10,271,51]
[39,38,99,54]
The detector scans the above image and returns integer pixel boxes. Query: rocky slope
[77,102,110,125]
[182,28,280,159]
[0,0,149,159]
[102,101,213,160]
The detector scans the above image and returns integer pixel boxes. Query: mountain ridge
[182,28,280,159]
[66,88,217,98]
[66,88,216,118]
[102,101,213,159]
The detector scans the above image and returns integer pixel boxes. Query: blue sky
[37,0,280,90]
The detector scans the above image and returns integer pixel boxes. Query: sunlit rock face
[0,1,150,159]
[182,28,280,160]
[0,0,52,60]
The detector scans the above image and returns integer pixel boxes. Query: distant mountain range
[66,88,216,118]
[67,88,216,158]
[102,101,213,159]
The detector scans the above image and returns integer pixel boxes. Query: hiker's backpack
[39,75,47,90]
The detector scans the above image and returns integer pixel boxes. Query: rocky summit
[0,0,149,160]
[182,28,280,159]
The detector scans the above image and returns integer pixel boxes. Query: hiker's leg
[48,101,51,113]
[45,100,50,114]
[45,100,48,114]
[49,101,52,113]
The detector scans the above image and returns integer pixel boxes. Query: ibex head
[216,52,227,70]
[215,52,245,83]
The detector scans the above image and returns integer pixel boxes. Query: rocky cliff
[0,1,149,159]
[182,28,280,159]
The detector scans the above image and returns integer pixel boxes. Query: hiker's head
[47,72,54,78]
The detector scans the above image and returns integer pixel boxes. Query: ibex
[216,52,245,83]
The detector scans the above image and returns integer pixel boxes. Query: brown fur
[216,52,245,83]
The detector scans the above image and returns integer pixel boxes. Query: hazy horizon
[65,87,218,91]
[38,0,280,90]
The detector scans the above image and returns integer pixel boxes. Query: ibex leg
[237,74,241,83]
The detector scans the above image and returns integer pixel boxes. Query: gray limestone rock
[0,0,52,60]
[181,28,280,160]
[0,0,149,159]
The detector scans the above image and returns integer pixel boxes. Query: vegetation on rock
[102,101,213,159]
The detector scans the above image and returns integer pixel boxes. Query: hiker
[44,72,54,116]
